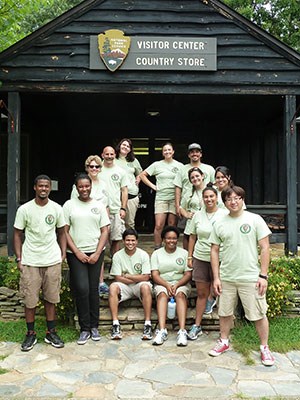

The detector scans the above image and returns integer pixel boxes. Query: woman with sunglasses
[179,167,205,250]
[71,155,109,207]
[115,138,142,229]
[187,185,227,340]
[64,173,110,345]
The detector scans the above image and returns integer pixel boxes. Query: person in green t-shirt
[179,167,205,249]
[140,142,182,249]
[115,138,142,229]
[208,186,275,367]
[14,174,67,352]
[109,228,153,341]
[187,185,227,341]
[64,173,110,345]
[151,226,192,347]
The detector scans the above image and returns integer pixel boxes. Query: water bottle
[167,297,176,319]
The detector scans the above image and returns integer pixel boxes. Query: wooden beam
[7,92,21,256]
[285,95,298,255]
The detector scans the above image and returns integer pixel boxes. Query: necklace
[206,211,216,221]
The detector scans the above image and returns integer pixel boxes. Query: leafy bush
[267,256,300,318]
[0,257,20,289]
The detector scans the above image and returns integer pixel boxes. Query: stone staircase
[95,234,220,332]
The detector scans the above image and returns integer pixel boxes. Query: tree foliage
[0,0,81,52]
[223,0,300,52]
[0,0,299,53]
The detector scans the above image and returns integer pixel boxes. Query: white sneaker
[152,329,168,345]
[177,329,188,347]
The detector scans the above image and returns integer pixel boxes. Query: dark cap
[188,143,202,152]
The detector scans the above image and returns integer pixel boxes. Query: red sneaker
[261,345,275,366]
[209,339,229,357]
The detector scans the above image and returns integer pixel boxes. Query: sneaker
[91,327,101,341]
[77,331,91,345]
[177,329,188,347]
[111,324,122,340]
[204,298,217,314]
[209,339,229,357]
[141,324,153,340]
[152,329,168,345]
[187,324,203,340]
[261,345,275,366]
[44,330,64,348]
[99,282,109,296]
[21,331,37,352]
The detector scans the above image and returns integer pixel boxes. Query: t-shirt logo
[91,208,100,214]
[172,167,179,173]
[111,174,120,182]
[45,214,55,225]
[240,224,251,234]
[176,257,184,266]
[134,263,142,273]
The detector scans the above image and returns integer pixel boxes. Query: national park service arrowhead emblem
[98,29,131,72]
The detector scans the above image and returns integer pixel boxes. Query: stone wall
[0,287,24,320]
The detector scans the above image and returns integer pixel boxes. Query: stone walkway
[1,330,300,399]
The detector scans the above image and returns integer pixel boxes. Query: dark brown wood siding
[0,0,300,93]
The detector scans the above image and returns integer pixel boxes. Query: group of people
[13,139,275,367]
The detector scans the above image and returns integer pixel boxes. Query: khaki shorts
[125,196,139,229]
[154,200,176,215]
[111,281,153,302]
[192,259,212,283]
[154,283,191,298]
[109,213,125,241]
[218,281,268,321]
[19,263,62,308]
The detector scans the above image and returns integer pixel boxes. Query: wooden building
[0,0,299,254]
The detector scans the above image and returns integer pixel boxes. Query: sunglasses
[88,165,100,169]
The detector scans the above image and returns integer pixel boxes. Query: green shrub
[267,256,299,318]
[0,257,20,289]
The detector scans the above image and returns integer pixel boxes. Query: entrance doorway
[131,137,188,232]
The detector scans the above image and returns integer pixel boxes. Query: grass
[0,317,78,343]
[232,316,300,363]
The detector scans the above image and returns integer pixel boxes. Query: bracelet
[15,257,21,263]
[259,274,268,280]
[120,207,127,212]
[187,256,193,260]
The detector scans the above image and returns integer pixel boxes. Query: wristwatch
[259,274,268,280]
[15,257,21,263]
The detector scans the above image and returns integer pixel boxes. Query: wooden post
[285,95,297,255]
[7,92,21,256]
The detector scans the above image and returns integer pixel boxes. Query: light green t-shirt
[110,247,150,276]
[180,189,204,235]
[115,157,142,196]
[174,163,215,199]
[71,179,109,207]
[14,199,65,267]
[209,210,271,282]
[146,159,183,201]
[63,197,110,253]
[100,164,129,214]
[151,246,189,284]
[190,207,228,261]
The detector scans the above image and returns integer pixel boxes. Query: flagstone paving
[1,330,300,400]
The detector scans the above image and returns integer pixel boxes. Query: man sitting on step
[109,228,153,340]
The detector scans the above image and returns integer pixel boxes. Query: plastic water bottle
[167,297,176,319]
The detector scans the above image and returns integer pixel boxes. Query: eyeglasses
[225,196,242,203]
[88,165,100,169]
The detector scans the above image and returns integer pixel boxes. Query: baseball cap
[188,143,202,152]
